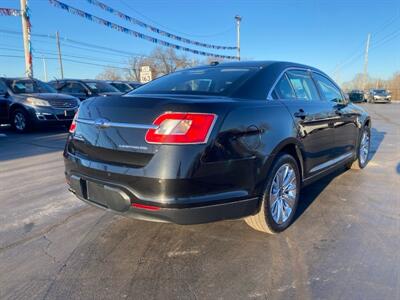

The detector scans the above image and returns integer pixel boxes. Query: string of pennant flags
[48,0,237,60]
[84,0,237,51]
[0,8,21,16]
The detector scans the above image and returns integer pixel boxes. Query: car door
[60,82,88,100]
[0,81,10,123]
[312,72,359,159]
[271,69,338,177]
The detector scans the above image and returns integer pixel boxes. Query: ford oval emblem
[94,118,110,129]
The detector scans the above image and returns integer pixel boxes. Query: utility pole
[235,15,241,61]
[42,56,48,82]
[56,31,64,79]
[20,0,33,77]
[363,33,371,91]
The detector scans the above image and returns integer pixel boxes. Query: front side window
[286,70,320,101]
[273,74,296,99]
[313,73,343,102]
[129,67,257,96]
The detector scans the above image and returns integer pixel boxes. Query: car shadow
[293,126,385,223]
[293,167,346,223]
[369,127,385,161]
[0,125,69,162]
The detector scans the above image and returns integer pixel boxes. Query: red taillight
[145,112,217,144]
[132,203,161,211]
[69,111,78,133]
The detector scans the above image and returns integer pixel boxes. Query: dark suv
[64,61,371,234]
[0,78,79,132]
[49,79,122,100]
[348,90,365,103]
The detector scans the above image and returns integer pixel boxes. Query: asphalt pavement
[0,103,399,300]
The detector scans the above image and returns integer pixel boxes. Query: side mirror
[344,93,350,104]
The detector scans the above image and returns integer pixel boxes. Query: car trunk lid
[68,95,232,167]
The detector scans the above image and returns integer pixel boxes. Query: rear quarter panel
[203,99,298,196]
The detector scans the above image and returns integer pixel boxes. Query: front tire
[346,126,370,170]
[245,154,301,234]
[11,109,31,133]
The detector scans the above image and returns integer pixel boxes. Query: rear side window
[129,67,257,96]
[313,73,343,102]
[286,70,320,101]
[273,74,296,99]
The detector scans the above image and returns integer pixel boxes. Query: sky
[0,0,399,84]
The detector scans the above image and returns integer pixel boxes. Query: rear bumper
[66,173,260,224]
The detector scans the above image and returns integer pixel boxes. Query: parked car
[348,89,365,103]
[49,79,122,100]
[64,61,371,234]
[107,80,142,93]
[367,89,391,103]
[0,77,79,132]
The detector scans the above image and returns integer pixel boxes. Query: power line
[0,54,132,70]
[0,28,149,58]
[333,14,399,72]
[48,0,236,59]
[85,0,235,49]
[118,0,235,39]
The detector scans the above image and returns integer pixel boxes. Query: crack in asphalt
[41,212,110,300]
[42,235,57,264]
[0,207,91,253]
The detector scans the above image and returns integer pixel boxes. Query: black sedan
[0,78,79,132]
[64,61,371,234]
[49,79,122,101]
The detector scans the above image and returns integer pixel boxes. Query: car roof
[0,77,39,81]
[50,79,106,83]
[188,60,322,72]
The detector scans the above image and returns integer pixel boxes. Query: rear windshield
[5,79,56,94]
[129,67,257,96]
[349,93,363,100]
[85,82,119,93]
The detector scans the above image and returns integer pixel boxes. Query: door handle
[294,110,307,119]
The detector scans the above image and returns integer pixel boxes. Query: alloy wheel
[269,163,297,224]
[14,112,26,131]
[359,130,370,165]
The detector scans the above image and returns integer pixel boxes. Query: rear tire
[11,109,32,133]
[346,126,370,170]
[245,154,301,234]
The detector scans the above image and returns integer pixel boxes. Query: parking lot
[0,103,399,299]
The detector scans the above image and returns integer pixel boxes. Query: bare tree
[125,56,151,81]
[96,67,123,80]
[125,48,201,81]
[98,47,233,83]
[342,71,400,100]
